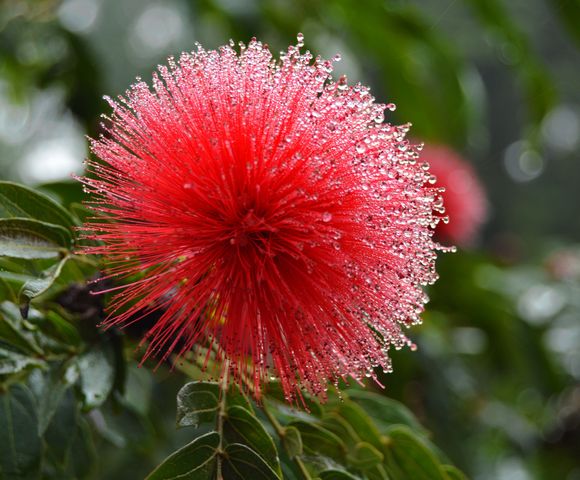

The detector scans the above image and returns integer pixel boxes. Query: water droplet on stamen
[322,212,332,222]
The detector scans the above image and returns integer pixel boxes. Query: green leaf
[77,342,115,410]
[0,218,72,259]
[176,381,252,428]
[319,470,361,480]
[548,0,580,47]
[145,431,219,480]
[69,202,93,225]
[0,311,43,355]
[19,255,70,308]
[42,389,78,468]
[37,180,85,208]
[223,443,281,480]
[67,417,97,479]
[28,361,79,435]
[345,389,427,435]
[330,401,384,450]
[383,426,448,480]
[288,420,347,460]
[224,405,282,476]
[0,347,45,375]
[44,311,82,348]
[346,442,384,470]
[0,181,77,228]
[176,381,220,428]
[282,425,303,458]
[264,382,323,417]
[0,384,42,480]
[442,465,468,480]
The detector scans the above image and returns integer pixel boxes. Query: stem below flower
[261,400,312,480]
[216,359,229,480]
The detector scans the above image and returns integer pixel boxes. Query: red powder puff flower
[420,144,488,246]
[79,36,445,401]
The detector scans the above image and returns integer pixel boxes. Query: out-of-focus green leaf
[69,202,93,224]
[330,401,384,450]
[223,443,281,480]
[68,416,97,479]
[0,276,19,303]
[319,470,361,480]
[0,384,42,480]
[282,425,303,458]
[442,464,468,480]
[465,0,555,133]
[42,388,78,468]
[383,426,448,480]
[19,255,69,312]
[345,389,427,435]
[0,310,43,355]
[145,431,219,480]
[37,181,85,209]
[0,181,77,228]
[77,342,115,410]
[28,362,79,435]
[288,420,347,460]
[0,218,71,259]
[224,405,282,476]
[346,441,384,470]
[0,347,45,375]
[176,381,220,428]
[548,0,580,47]
[44,311,82,348]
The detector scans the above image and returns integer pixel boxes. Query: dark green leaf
[442,464,468,480]
[28,361,79,435]
[0,384,42,480]
[331,401,383,450]
[345,389,427,435]
[77,342,115,409]
[44,311,82,348]
[319,470,361,480]
[145,431,219,480]
[69,203,93,225]
[42,389,78,468]
[548,0,580,47]
[223,443,281,480]
[19,255,70,307]
[0,218,71,259]
[0,311,43,355]
[264,381,323,417]
[346,442,383,470]
[383,426,448,480]
[224,405,282,476]
[176,381,220,428]
[0,181,77,228]
[282,425,303,458]
[37,180,85,208]
[0,347,45,375]
[288,420,346,460]
[67,417,97,479]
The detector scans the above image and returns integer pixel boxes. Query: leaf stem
[261,400,312,480]
[216,359,230,480]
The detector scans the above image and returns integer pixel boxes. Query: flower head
[421,144,488,246]
[79,37,444,401]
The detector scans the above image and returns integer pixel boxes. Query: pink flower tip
[420,144,488,247]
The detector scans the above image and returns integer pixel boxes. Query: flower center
[228,209,276,249]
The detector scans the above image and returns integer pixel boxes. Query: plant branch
[262,400,312,480]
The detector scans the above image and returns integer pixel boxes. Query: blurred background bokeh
[1,0,579,478]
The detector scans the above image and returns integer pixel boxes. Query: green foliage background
[0,0,579,479]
